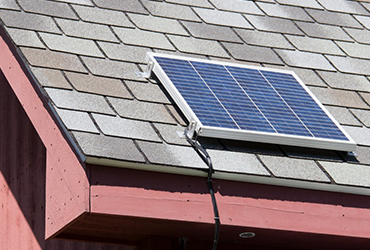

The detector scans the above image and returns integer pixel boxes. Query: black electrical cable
[185,127,220,250]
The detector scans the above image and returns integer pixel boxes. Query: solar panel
[146,52,356,151]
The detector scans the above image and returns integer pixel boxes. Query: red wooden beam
[87,164,370,248]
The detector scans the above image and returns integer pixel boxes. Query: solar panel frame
[146,52,356,151]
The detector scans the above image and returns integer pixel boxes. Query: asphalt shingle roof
[2,0,370,193]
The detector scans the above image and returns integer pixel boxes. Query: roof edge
[0,24,86,164]
[86,156,370,197]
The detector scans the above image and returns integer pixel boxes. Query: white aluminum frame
[146,52,356,152]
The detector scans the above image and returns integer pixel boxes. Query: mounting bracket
[135,61,154,79]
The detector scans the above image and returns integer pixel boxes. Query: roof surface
[2,0,370,193]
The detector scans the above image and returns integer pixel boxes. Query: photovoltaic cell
[149,53,355,151]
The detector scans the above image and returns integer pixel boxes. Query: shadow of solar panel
[147,53,356,151]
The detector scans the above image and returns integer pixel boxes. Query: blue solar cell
[226,66,312,137]
[152,54,353,149]
[155,57,238,129]
[260,70,348,140]
[191,61,275,133]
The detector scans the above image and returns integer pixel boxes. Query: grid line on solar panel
[226,66,313,136]
[191,61,276,133]
[155,57,239,129]
[153,55,349,142]
[260,70,348,140]
[189,62,242,130]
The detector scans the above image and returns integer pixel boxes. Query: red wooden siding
[0,69,46,249]
[0,32,90,239]
[57,164,370,250]
[0,70,133,249]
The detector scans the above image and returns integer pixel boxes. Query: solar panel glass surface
[150,53,355,151]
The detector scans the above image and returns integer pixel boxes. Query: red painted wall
[0,70,133,250]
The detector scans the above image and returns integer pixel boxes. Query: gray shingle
[40,33,104,57]
[351,109,370,127]
[317,0,368,15]
[306,9,362,28]
[128,13,188,36]
[31,67,72,89]
[72,131,146,162]
[0,10,61,33]
[353,146,370,165]
[137,141,207,168]
[210,0,263,15]
[344,126,370,146]
[276,50,335,71]
[309,87,369,109]
[275,0,324,9]
[291,68,327,87]
[45,88,115,114]
[64,72,133,98]
[235,29,293,49]
[108,98,176,124]
[344,28,370,44]
[361,92,370,107]
[223,43,283,64]
[260,155,330,182]
[93,0,148,14]
[165,0,213,8]
[320,161,370,187]
[194,8,253,29]
[208,150,270,176]
[362,2,370,13]
[317,71,370,92]
[325,106,362,126]
[21,48,87,72]
[0,0,20,10]
[245,15,303,35]
[182,21,242,43]
[72,5,134,27]
[92,114,161,142]
[141,0,200,21]
[151,49,208,60]
[168,35,229,57]
[113,27,175,50]
[285,35,344,55]
[257,2,313,22]
[296,22,353,41]
[6,28,45,48]
[56,18,119,42]
[125,81,171,104]
[326,55,370,75]
[81,57,140,80]
[53,0,93,5]
[166,104,186,126]
[98,42,150,64]
[336,41,370,60]
[152,123,189,146]
[55,107,99,133]
[18,0,77,19]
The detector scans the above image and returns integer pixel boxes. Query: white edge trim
[145,52,356,152]
[86,157,370,196]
